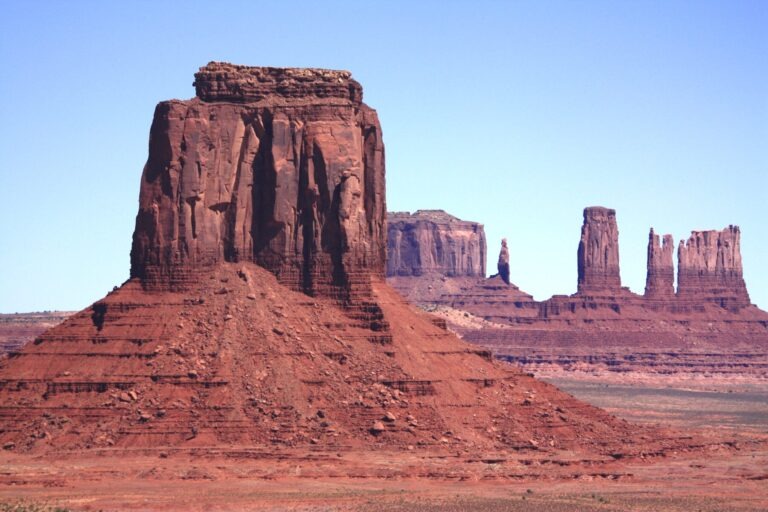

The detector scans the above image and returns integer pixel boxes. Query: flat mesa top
[388,210,481,225]
[193,61,363,104]
[583,206,616,218]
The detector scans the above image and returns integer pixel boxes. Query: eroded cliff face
[645,229,675,299]
[677,226,750,309]
[386,210,486,277]
[577,207,621,294]
[130,62,386,300]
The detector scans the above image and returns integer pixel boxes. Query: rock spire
[497,238,510,285]
[577,207,621,294]
[644,228,675,299]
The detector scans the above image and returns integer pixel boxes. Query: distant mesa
[386,210,486,278]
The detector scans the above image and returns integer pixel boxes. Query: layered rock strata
[644,229,675,300]
[131,62,386,302]
[386,210,486,277]
[677,226,750,309]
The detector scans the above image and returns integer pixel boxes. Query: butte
[0,63,708,468]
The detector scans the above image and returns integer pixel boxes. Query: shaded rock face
[497,238,510,285]
[677,226,750,309]
[577,207,621,294]
[645,229,675,299]
[386,210,486,277]
[130,62,386,300]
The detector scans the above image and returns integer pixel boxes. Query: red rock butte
[0,64,703,462]
[131,61,385,303]
[387,210,486,278]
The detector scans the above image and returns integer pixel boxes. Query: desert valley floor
[1,306,767,512]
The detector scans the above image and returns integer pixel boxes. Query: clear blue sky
[1,0,766,312]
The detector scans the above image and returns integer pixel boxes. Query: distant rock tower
[577,207,621,294]
[497,238,511,285]
[644,228,675,299]
[677,226,751,309]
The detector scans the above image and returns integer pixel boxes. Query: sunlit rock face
[676,226,750,310]
[644,228,675,300]
[577,206,621,294]
[386,210,486,278]
[130,62,386,300]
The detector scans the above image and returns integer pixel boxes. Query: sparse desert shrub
[0,500,74,512]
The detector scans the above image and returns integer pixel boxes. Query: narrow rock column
[644,228,675,299]
[577,207,621,294]
[497,238,510,285]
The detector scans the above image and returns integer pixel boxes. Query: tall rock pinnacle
[677,226,750,309]
[130,62,386,300]
[644,228,675,299]
[497,238,511,285]
[577,207,621,294]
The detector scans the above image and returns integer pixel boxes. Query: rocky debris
[677,226,750,309]
[131,62,386,301]
[645,228,675,299]
[387,210,486,277]
[370,421,386,434]
[497,238,510,285]
[577,207,621,294]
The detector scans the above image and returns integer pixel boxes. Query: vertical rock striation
[577,207,621,294]
[644,229,675,299]
[130,62,386,301]
[677,226,750,309]
[386,210,486,277]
